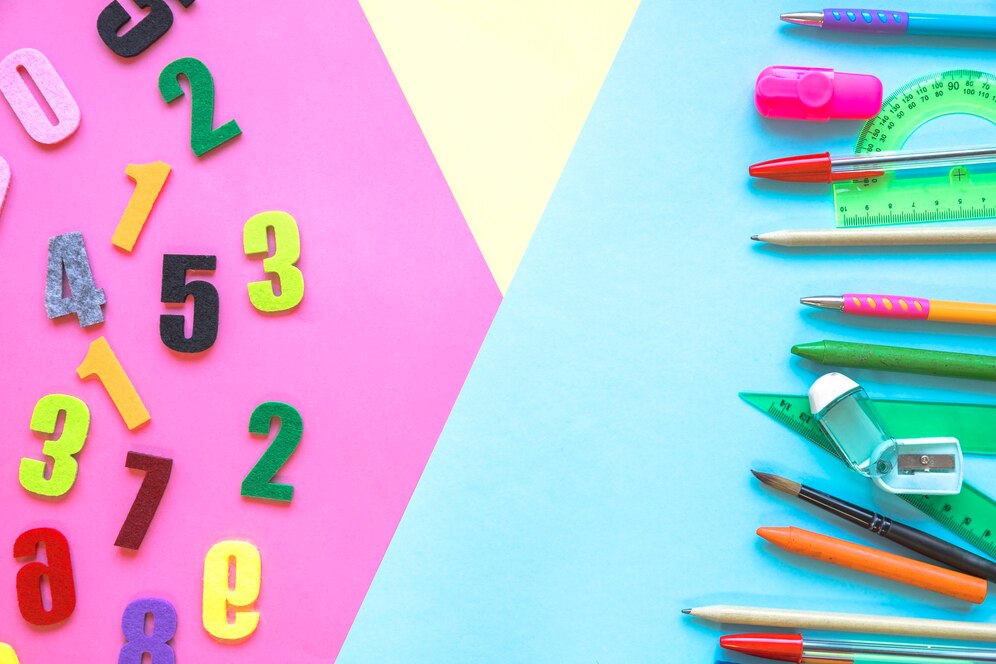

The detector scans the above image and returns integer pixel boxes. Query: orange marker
[758,526,987,604]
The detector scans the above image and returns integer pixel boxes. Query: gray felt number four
[45,231,106,327]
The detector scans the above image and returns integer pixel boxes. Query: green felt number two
[158,57,242,157]
[241,401,302,502]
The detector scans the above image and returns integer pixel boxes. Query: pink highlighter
[755,65,882,121]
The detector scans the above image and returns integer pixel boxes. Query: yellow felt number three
[19,394,90,497]
[243,211,304,312]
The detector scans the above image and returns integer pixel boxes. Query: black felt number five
[97,0,196,59]
[160,254,218,353]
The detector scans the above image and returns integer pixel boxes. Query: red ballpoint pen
[749,145,996,183]
[721,632,996,662]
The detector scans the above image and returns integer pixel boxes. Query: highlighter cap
[755,65,883,121]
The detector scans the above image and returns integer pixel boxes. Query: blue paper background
[340,1,996,660]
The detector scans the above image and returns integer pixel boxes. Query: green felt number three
[158,57,242,157]
[241,401,302,502]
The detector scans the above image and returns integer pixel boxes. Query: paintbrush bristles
[751,469,802,497]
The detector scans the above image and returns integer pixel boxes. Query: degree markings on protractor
[834,70,996,227]
[741,392,996,559]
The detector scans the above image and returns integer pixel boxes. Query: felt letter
[244,211,304,312]
[241,401,302,502]
[115,452,172,550]
[160,254,218,353]
[0,48,80,144]
[19,394,90,497]
[202,540,261,641]
[112,161,171,252]
[45,231,106,327]
[13,527,75,626]
[77,336,151,430]
[118,598,177,664]
[159,57,241,157]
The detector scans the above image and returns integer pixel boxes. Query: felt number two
[244,211,305,312]
[159,58,242,157]
[241,401,302,502]
[19,394,90,497]
[98,0,195,59]
[115,452,173,550]
[118,598,177,664]
[46,231,106,327]
[160,254,218,353]
[13,527,76,626]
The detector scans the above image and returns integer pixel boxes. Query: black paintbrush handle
[884,520,996,582]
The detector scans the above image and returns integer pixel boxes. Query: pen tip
[780,11,823,26]
[681,608,691,614]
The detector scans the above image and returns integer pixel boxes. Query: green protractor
[741,392,996,559]
[834,70,996,227]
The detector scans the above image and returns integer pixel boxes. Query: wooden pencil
[751,226,996,247]
[682,605,996,641]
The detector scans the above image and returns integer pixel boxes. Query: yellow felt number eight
[243,211,304,312]
[19,394,90,497]
[202,540,261,641]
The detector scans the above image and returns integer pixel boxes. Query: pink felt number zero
[0,157,9,217]
[0,48,80,145]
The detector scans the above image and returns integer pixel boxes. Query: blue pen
[782,8,996,38]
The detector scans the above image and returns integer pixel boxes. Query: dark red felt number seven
[13,527,76,626]
[241,401,302,502]
[115,452,173,550]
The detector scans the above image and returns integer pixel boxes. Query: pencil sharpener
[809,373,963,495]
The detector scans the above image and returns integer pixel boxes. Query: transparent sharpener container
[809,373,963,495]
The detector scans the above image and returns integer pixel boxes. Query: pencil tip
[750,234,760,241]
[681,608,691,614]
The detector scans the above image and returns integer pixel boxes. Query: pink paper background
[0,2,501,661]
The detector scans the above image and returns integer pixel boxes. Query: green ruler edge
[834,70,996,228]
[742,392,996,558]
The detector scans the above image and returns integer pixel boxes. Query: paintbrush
[751,469,996,582]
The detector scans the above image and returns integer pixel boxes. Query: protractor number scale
[742,392,996,559]
[834,70,996,227]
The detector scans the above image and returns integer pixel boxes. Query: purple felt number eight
[118,598,177,664]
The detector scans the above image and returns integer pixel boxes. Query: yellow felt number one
[243,211,304,312]
[203,540,261,641]
[76,336,150,430]
[0,643,20,664]
[19,394,90,497]
[112,161,171,252]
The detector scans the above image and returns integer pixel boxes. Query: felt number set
[3,37,302,660]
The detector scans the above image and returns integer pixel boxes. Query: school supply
[755,66,882,121]
[752,225,996,246]
[721,632,996,662]
[792,339,996,382]
[802,293,996,328]
[781,9,996,39]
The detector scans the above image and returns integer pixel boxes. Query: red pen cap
[755,66,883,121]
[720,633,804,662]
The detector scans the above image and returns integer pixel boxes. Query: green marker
[792,340,996,382]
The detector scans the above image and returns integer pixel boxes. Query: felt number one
[160,254,219,353]
[19,394,90,497]
[244,211,305,312]
[77,336,151,430]
[98,0,196,59]
[159,57,242,157]
[202,541,261,641]
[242,401,302,502]
[115,452,173,550]
[118,598,177,664]
[0,48,80,144]
[112,161,171,252]
[13,527,76,626]
[0,643,19,664]
[45,231,107,328]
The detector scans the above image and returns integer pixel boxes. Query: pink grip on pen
[842,293,930,320]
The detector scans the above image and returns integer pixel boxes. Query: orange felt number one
[112,161,171,252]
[77,336,150,430]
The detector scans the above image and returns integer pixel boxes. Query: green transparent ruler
[834,70,996,227]
[742,392,996,558]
